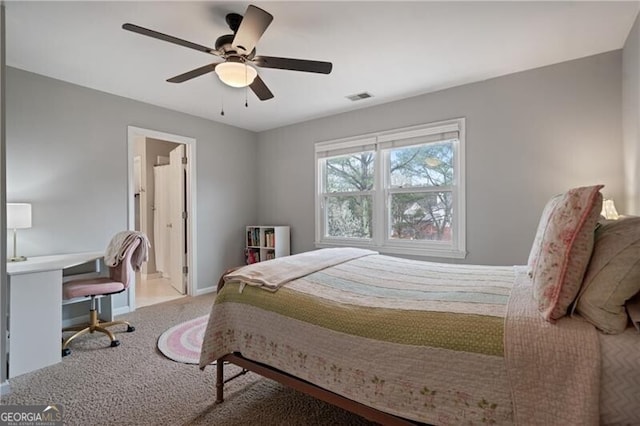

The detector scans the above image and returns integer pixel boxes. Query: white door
[168,145,186,294]
[153,165,171,278]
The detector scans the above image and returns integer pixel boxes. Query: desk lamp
[7,203,32,262]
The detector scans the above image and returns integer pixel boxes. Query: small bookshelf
[245,226,290,264]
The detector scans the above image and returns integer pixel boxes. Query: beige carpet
[1,294,373,425]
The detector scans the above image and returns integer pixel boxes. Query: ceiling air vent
[346,92,373,101]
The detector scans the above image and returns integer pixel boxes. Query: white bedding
[599,326,640,425]
[201,254,618,425]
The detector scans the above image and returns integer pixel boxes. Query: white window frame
[315,118,466,259]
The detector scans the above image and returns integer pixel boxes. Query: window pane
[389,192,452,241]
[389,141,454,188]
[326,195,373,238]
[326,152,375,192]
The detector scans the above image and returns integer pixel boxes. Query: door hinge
[182,266,188,274]
[182,156,187,165]
[182,211,188,219]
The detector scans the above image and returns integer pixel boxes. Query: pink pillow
[532,185,603,322]
[527,194,562,276]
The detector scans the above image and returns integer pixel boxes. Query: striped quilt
[200,251,599,425]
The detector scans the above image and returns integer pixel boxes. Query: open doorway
[127,127,197,311]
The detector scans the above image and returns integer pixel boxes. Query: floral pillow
[527,194,562,277]
[532,185,604,322]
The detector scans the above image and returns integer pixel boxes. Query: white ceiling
[5,1,639,132]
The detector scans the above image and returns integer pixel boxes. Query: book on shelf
[244,248,260,264]
[264,230,275,248]
[247,227,261,247]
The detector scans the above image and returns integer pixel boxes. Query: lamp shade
[7,203,32,229]
[215,62,258,88]
[601,199,620,220]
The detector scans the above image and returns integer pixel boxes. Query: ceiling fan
[122,5,333,101]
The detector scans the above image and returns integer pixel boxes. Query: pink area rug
[157,315,209,364]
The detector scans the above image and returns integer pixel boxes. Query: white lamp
[7,203,32,262]
[601,199,620,220]
[215,61,258,88]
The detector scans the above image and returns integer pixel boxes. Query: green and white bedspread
[200,250,599,425]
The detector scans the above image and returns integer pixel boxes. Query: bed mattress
[200,250,609,425]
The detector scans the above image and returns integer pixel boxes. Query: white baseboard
[0,380,11,395]
[62,314,112,328]
[142,272,162,280]
[112,306,131,317]
[62,316,86,328]
[64,306,132,318]
[195,286,217,296]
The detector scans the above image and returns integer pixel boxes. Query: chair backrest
[108,238,141,289]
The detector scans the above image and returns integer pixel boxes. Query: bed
[199,186,640,425]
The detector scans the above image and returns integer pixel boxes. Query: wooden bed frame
[215,353,422,425]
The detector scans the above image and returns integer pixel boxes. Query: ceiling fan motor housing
[225,13,243,33]
[214,34,235,52]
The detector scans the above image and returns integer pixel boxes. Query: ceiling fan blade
[253,56,332,74]
[122,23,218,55]
[249,75,274,101]
[232,5,273,55]
[167,63,219,83]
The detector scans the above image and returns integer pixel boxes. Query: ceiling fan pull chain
[245,66,249,108]
[220,91,225,116]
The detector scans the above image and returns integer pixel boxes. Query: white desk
[6,252,103,378]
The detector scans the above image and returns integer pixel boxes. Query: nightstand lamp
[601,199,620,220]
[7,203,32,262]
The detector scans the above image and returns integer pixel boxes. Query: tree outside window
[388,142,454,241]
[325,152,374,238]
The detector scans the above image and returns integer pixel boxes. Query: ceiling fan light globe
[215,62,258,88]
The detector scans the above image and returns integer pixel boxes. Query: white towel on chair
[104,231,150,271]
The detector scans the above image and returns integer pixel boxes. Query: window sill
[314,241,467,260]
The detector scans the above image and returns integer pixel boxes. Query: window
[315,118,466,258]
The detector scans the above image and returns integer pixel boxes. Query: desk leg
[98,295,114,322]
[9,270,62,378]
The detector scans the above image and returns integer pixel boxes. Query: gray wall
[4,47,632,278]
[257,51,625,266]
[623,13,640,215]
[5,67,259,291]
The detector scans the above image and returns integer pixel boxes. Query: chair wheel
[62,348,71,357]
[127,325,135,332]
[110,340,120,347]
